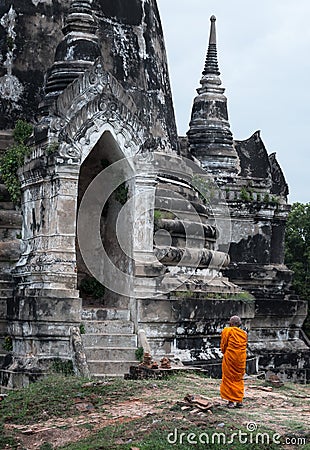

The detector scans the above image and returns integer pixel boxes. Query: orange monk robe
[220,326,247,403]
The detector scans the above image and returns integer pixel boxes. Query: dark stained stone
[269,152,289,197]
[94,0,143,25]
[234,131,271,179]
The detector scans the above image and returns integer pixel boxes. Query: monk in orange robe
[220,315,247,408]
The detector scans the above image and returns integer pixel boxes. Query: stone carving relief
[0,6,24,102]
[48,58,148,162]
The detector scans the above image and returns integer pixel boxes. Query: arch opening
[76,131,135,310]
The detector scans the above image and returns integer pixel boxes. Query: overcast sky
[157,0,310,204]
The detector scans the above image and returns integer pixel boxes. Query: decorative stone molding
[46,58,150,163]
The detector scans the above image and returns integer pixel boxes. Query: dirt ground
[3,373,310,449]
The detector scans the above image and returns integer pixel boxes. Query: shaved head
[229,315,242,327]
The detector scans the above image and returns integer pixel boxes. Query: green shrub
[0,120,33,205]
[13,119,33,145]
[0,144,29,204]
[51,358,74,376]
[135,347,144,362]
[79,276,105,299]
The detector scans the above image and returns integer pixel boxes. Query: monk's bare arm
[220,329,228,354]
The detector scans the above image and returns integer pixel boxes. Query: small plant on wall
[2,336,13,352]
[240,187,251,202]
[192,174,216,204]
[135,347,144,362]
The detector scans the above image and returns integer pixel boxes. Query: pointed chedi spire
[40,0,101,115]
[187,16,239,178]
[203,15,220,76]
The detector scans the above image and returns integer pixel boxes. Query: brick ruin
[0,0,309,388]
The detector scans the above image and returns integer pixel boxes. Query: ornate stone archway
[4,58,159,387]
[51,58,148,163]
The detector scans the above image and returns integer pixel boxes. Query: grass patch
[0,375,144,425]
[282,420,306,431]
[0,422,18,449]
[58,418,283,450]
[0,373,308,449]
[1,375,84,425]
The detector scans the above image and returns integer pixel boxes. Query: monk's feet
[226,401,243,408]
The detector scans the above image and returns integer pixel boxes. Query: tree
[285,202,310,336]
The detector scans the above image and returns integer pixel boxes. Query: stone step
[0,210,22,228]
[82,333,137,348]
[0,355,8,371]
[0,227,20,241]
[101,297,130,310]
[0,273,14,282]
[91,373,124,379]
[0,241,21,261]
[82,320,134,334]
[155,196,207,216]
[81,308,130,321]
[156,186,197,202]
[84,347,137,361]
[0,290,13,302]
[0,131,14,151]
[0,184,11,202]
[86,360,137,375]
[0,278,14,285]
[0,288,13,299]
[82,297,130,310]
[0,202,15,210]
[0,322,8,334]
